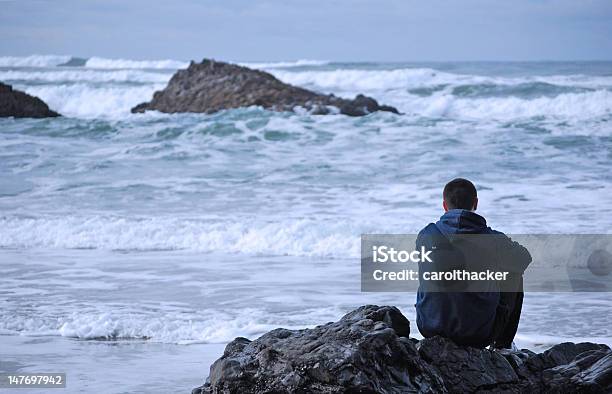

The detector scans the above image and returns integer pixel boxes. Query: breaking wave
[241,59,330,69]
[0,69,172,84]
[22,83,164,118]
[0,307,329,344]
[271,68,612,92]
[396,89,612,120]
[2,54,610,122]
[84,56,189,70]
[0,54,72,67]
[0,55,329,70]
[0,215,362,258]
[270,68,612,120]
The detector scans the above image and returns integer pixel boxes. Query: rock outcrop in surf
[0,82,60,118]
[192,305,612,393]
[131,59,399,116]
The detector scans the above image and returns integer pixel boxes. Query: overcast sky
[1,0,611,62]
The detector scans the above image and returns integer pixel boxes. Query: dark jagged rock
[419,336,611,393]
[0,82,60,118]
[131,59,399,116]
[543,350,612,393]
[418,336,520,392]
[58,57,87,67]
[193,305,444,394]
[192,305,612,394]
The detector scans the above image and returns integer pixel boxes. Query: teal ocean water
[1,55,611,392]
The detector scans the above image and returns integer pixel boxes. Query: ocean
[1,55,611,393]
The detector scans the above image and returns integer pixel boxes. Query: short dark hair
[443,178,477,210]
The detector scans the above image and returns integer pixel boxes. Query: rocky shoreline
[132,59,399,116]
[193,305,611,393]
[0,82,60,118]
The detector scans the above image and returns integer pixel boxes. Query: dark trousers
[490,274,524,349]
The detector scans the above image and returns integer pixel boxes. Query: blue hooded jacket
[415,209,530,348]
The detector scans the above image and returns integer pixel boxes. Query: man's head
[443,178,478,211]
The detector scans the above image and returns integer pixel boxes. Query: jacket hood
[436,209,490,234]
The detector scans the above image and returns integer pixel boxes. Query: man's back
[415,209,529,347]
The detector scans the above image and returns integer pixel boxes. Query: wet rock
[541,347,612,393]
[131,59,399,117]
[0,82,60,118]
[192,305,612,394]
[418,336,519,393]
[192,305,444,394]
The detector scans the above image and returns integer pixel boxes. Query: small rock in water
[131,59,400,117]
[0,82,60,118]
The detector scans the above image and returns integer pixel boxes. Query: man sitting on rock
[415,178,531,349]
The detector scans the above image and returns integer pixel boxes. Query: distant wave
[0,54,188,69]
[239,59,329,69]
[271,68,612,93]
[396,89,612,121]
[0,55,72,67]
[270,68,612,120]
[82,57,329,70]
[273,67,458,91]
[0,69,172,84]
[85,56,189,69]
[0,55,330,70]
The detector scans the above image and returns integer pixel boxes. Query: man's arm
[495,233,532,273]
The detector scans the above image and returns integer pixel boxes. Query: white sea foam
[272,67,461,91]
[0,69,172,84]
[57,311,277,343]
[85,56,189,70]
[22,83,164,118]
[0,309,296,344]
[398,89,612,120]
[1,299,609,346]
[269,68,611,120]
[0,55,329,70]
[0,214,608,265]
[16,78,610,121]
[240,59,330,69]
[271,68,612,92]
[0,55,72,67]
[0,216,361,257]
